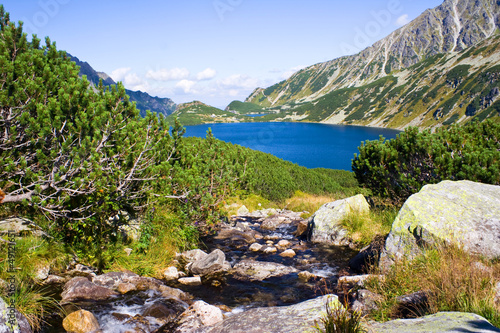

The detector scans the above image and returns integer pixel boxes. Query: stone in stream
[179,249,208,263]
[249,243,262,252]
[279,249,296,258]
[62,310,100,333]
[309,194,370,245]
[214,228,256,244]
[202,295,338,333]
[61,277,118,304]
[298,271,316,282]
[172,301,223,333]
[380,180,500,271]
[261,215,288,230]
[163,266,180,281]
[263,246,277,254]
[190,249,228,276]
[277,239,291,248]
[0,297,32,333]
[232,260,298,281]
[178,277,202,286]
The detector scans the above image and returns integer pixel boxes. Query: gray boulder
[61,277,118,304]
[0,217,48,238]
[366,312,500,333]
[380,181,500,270]
[232,260,298,281]
[309,194,370,245]
[0,297,32,333]
[203,295,338,333]
[190,249,228,276]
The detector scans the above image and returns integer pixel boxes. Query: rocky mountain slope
[242,0,500,129]
[68,54,177,118]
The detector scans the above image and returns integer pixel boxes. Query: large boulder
[380,181,500,270]
[0,297,32,333]
[0,217,48,238]
[190,249,229,276]
[309,194,370,244]
[203,295,338,333]
[366,312,500,333]
[61,277,118,304]
[62,310,100,333]
[173,301,223,333]
[232,260,298,281]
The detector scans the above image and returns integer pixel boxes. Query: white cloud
[396,14,411,26]
[281,65,307,80]
[175,79,197,94]
[146,68,190,81]
[218,74,259,90]
[110,67,132,82]
[196,68,217,81]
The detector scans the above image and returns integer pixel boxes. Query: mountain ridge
[240,0,500,129]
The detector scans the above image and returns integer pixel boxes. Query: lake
[184,122,400,171]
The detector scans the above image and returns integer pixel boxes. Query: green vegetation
[167,101,240,126]
[314,298,366,333]
[366,246,500,327]
[353,120,500,203]
[226,100,266,114]
[341,207,398,247]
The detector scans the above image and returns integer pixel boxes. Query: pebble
[266,240,274,245]
[277,240,291,247]
[263,247,277,254]
[249,243,263,252]
[279,249,296,258]
[178,277,202,286]
[298,271,315,282]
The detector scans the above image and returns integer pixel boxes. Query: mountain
[242,0,500,129]
[167,101,252,126]
[68,54,176,118]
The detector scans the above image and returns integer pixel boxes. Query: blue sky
[3,0,442,108]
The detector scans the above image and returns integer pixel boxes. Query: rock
[178,277,202,286]
[123,248,133,256]
[298,271,315,282]
[0,217,48,238]
[179,249,208,263]
[349,235,386,273]
[249,243,262,252]
[233,260,298,281]
[338,275,384,289]
[214,229,255,244]
[163,267,180,281]
[204,295,338,333]
[117,283,136,294]
[174,301,223,332]
[366,312,500,333]
[237,205,249,216]
[380,181,500,270]
[64,263,97,279]
[61,277,118,304]
[395,291,430,317]
[190,249,227,276]
[254,234,263,240]
[263,247,277,254]
[279,249,296,258]
[92,271,139,290]
[265,240,274,245]
[352,289,383,315]
[62,310,100,333]
[42,275,67,286]
[143,303,177,320]
[117,216,142,242]
[309,194,370,245]
[0,296,33,333]
[261,215,288,231]
[35,264,50,280]
[294,220,309,237]
[277,240,291,247]
[158,285,193,306]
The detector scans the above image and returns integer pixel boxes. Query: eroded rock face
[61,277,118,304]
[203,295,337,333]
[380,181,500,270]
[309,194,370,245]
[62,310,100,333]
[0,297,32,333]
[232,260,298,281]
[366,312,500,333]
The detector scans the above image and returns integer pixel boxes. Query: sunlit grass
[341,207,398,247]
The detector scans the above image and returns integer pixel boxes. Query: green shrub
[352,120,500,203]
[314,298,366,333]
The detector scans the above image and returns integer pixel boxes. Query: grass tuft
[314,297,367,333]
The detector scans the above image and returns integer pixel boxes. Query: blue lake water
[184,122,401,171]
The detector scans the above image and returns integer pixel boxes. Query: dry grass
[283,191,337,218]
[366,246,500,327]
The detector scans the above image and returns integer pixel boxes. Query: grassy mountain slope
[243,0,500,129]
[168,101,255,126]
